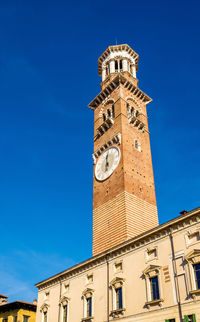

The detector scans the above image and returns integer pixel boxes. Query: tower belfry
[88,44,158,256]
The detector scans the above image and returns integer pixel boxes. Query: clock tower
[88,44,158,256]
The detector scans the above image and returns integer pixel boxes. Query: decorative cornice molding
[92,133,121,164]
[35,207,200,291]
[143,264,161,277]
[88,75,152,110]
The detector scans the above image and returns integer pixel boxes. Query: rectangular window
[13,317,17,322]
[63,305,68,322]
[86,297,92,317]
[3,319,8,322]
[150,276,160,300]
[193,263,200,289]
[116,287,123,309]
[165,319,176,322]
[23,316,29,322]
[184,315,196,322]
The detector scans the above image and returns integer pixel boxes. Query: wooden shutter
[192,314,196,322]
[184,316,189,322]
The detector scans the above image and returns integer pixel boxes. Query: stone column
[132,64,136,78]
[110,60,115,74]
[122,59,128,72]
[102,68,106,82]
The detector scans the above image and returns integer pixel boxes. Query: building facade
[35,44,200,322]
[0,295,36,322]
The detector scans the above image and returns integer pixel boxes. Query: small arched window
[119,60,123,71]
[107,109,111,117]
[115,60,118,71]
[103,113,106,121]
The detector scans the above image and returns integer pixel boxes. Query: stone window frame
[113,260,123,274]
[110,277,126,318]
[169,250,189,303]
[145,246,158,263]
[40,303,49,322]
[44,291,50,301]
[143,265,164,307]
[82,288,94,321]
[86,273,94,285]
[185,249,200,298]
[63,282,70,294]
[60,296,70,322]
[185,229,200,248]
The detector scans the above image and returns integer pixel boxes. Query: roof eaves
[35,207,200,288]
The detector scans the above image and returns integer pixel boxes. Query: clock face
[95,146,121,181]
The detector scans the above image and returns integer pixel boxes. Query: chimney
[0,294,8,305]
[180,210,187,215]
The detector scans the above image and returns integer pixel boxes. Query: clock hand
[105,153,109,172]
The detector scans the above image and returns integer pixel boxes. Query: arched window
[115,60,118,71]
[119,60,123,71]
[143,265,162,306]
[40,304,49,322]
[107,109,111,117]
[110,277,125,317]
[103,113,106,121]
[82,288,94,319]
[60,296,69,322]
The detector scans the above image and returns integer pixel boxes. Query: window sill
[110,308,126,318]
[81,317,94,322]
[145,298,164,307]
[189,289,200,298]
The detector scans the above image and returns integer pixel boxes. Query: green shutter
[192,314,196,322]
[165,320,169,322]
[184,316,189,322]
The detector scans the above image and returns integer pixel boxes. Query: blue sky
[0,0,199,302]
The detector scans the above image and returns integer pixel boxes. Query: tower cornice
[88,74,152,110]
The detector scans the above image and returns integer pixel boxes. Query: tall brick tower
[88,44,158,256]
